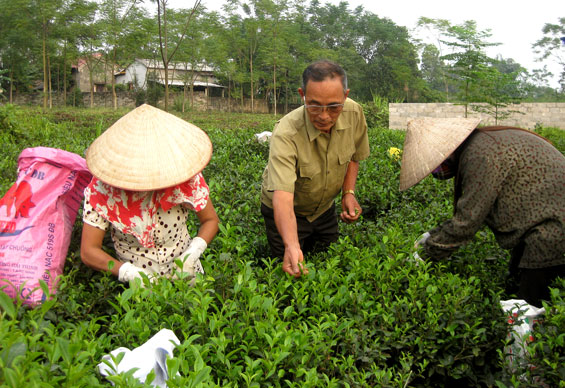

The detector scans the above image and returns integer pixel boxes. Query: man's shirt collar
[303,107,347,142]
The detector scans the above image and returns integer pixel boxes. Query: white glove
[179,237,207,277]
[98,328,181,386]
[118,262,153,285]
[411,232,431,264]
[412,251,424,262]
[414,232,431,249]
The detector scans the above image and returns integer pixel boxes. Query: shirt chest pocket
[296,164,321,192]
[338,144,355,166]
[335,144,355,180]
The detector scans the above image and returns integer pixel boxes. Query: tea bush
[534,126,565,154]
[0,106,563,387]
[359,95,396,130]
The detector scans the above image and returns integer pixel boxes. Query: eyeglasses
[303,98,344,115]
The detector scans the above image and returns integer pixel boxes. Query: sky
[165,0,564,88]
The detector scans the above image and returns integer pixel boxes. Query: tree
[251,0,298,115]
[0,69,8,100]
[0,0,38,102]
[98,0,149,109]
[354,12,422,101]
[533,17,565,93]
[53,0,97,105]
[221,0,266,113]
[276,1,323,108]
[152,0,202,111]
[422,19,500,116]
[15,0,66,109]
[416,18,454,101]
[471,65,524,124]
[529,66,554,88]
[173,9,215,112]
[74,10,106,108]
[304,2,423,102]
[419,44,450,101]
[0,0,454,109]
[217,0,261,112]
[522,66,564,101]
[203,10,239,111]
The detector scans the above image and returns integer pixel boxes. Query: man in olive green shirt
[261,60,370,278]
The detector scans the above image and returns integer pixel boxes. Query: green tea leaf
[0,291,16,319]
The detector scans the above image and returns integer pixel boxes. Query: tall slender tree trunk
[42,19,48,110]
[240,87,243,113]
[88,60,95,108]
[205,75,209,111]
[182,84,187,113]
[284,72,289,113]
[249,52,254,113]
[272,28,277,115]
[189,69,195,109]
[163,5,169,110]
[9,68,14,104]
[464,80,469,117]
[444,75,449,102]
[190,84,195,109]
[56,62,60,95]
[273,63,277,115]
[228,76,231,113]
[63,43,68,105]
[111,51,118,110]
[112,82,117,109]
[48,55,53,108]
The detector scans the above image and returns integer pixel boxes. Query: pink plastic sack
[0,147,92,305]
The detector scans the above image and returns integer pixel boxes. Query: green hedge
[0,105,563,387]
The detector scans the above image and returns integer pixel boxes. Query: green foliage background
[1,0,563,114]
[0,105,564,387]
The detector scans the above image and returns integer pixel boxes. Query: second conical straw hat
[399,117,481,191]
[86,104,212,191]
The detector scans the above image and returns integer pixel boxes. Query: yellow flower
[387,147,402,161]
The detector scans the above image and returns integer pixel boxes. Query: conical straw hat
[399,117,481,191]
[86,104,212,191]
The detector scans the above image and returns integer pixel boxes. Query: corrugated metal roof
[154,79,225,88]
[137,58,216,72]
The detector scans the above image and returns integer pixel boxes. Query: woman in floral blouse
[80,104,219,285]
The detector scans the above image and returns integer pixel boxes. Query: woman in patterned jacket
[401,118,565,307]
[80,104,219,286]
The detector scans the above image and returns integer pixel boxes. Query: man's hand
[340,192,362,223]
[282,245,308,278]
[272,190,308,278]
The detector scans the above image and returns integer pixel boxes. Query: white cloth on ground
[97,328,180,387]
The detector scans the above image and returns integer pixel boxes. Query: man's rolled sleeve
[265,132,298,193]
[351,105,370,162]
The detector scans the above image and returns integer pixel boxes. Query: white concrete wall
[389,103,565,130]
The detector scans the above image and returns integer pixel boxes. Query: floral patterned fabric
[84,173,209,248]
[83,202,192,276]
